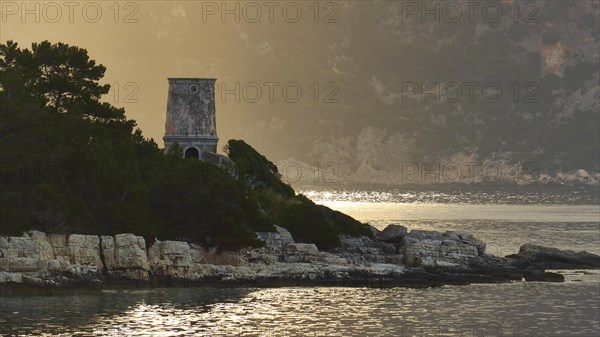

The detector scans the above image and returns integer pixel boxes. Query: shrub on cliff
[225,140,373,249]
[225,139,295,197]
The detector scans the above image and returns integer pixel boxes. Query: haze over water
[304,188,600,255]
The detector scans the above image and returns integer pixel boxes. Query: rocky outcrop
[2,226,598,290]
[0,233,53,273]
[337,235,401,264]
[0,231,104,286]
[399,230,485,268]
[101,234,150,281]
[283,243,319,263]
[148,240,193,277]
[511,243,600,269]
[67,234,103,269]
[255,226,295,249]
[380,224,407,243]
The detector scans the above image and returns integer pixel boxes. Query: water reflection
[1,283,599,336]
[316,201,600,223]
[2,188,599,336]
[301,188,600,205]
[0,288,252,336]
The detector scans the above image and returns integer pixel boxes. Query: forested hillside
[0,41,371,249]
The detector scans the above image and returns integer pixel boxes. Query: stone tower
[163,78,218,159]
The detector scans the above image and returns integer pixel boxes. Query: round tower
[163,78,218,159]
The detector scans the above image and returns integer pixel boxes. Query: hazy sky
[2,1,351,153]
[3,1,598,178]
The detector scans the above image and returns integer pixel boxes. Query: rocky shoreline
[1,225,599,293]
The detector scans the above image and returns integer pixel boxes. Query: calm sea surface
[1,188,599,336]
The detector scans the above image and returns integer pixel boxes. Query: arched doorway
[184,147,200,159]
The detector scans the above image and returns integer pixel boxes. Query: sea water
[1,187,599,336]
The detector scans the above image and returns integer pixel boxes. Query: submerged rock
[524,268,565,282]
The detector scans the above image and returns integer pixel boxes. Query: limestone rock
[48,234,69,259]
[336,235,397,264]
[284,243,318,263]
[98,234,150,280]
[100,236,116,270]
[189,244,204,263]
[27,231,55,261]
[445,231,486,255]
[0,228,588,288]
[148,240,193,277]
[516,243,600,268]
[256,225,295,249]
[67,234,103,269]
[338,235,384,255]
[1,235,53,260]
[112,234,149,271]
[202,249,246,266]
[380,225,408,243]
[286,243,318,255]
[0,271,23,283]
[160,241,192,267]
[399,230,485,267]
[0,234,53,272]
[8,257,42,272]
[47,257,73,273]
[244,247,279,264]
[316,252,348,265]
[276,226,295,243]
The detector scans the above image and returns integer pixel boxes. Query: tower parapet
[163,78,218,159]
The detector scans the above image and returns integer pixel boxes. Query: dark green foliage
[225,140,374,249]
[273,195,372,250]
[1,40,115,117]
[0,41,261,248]
[225,139,295,197]
[277,196,339,250]
[0,40,371,249]
[320,206,373,238]
[146,155,268,249]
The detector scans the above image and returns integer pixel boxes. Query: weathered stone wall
[163,78,219,156]
[164,78,217,137]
